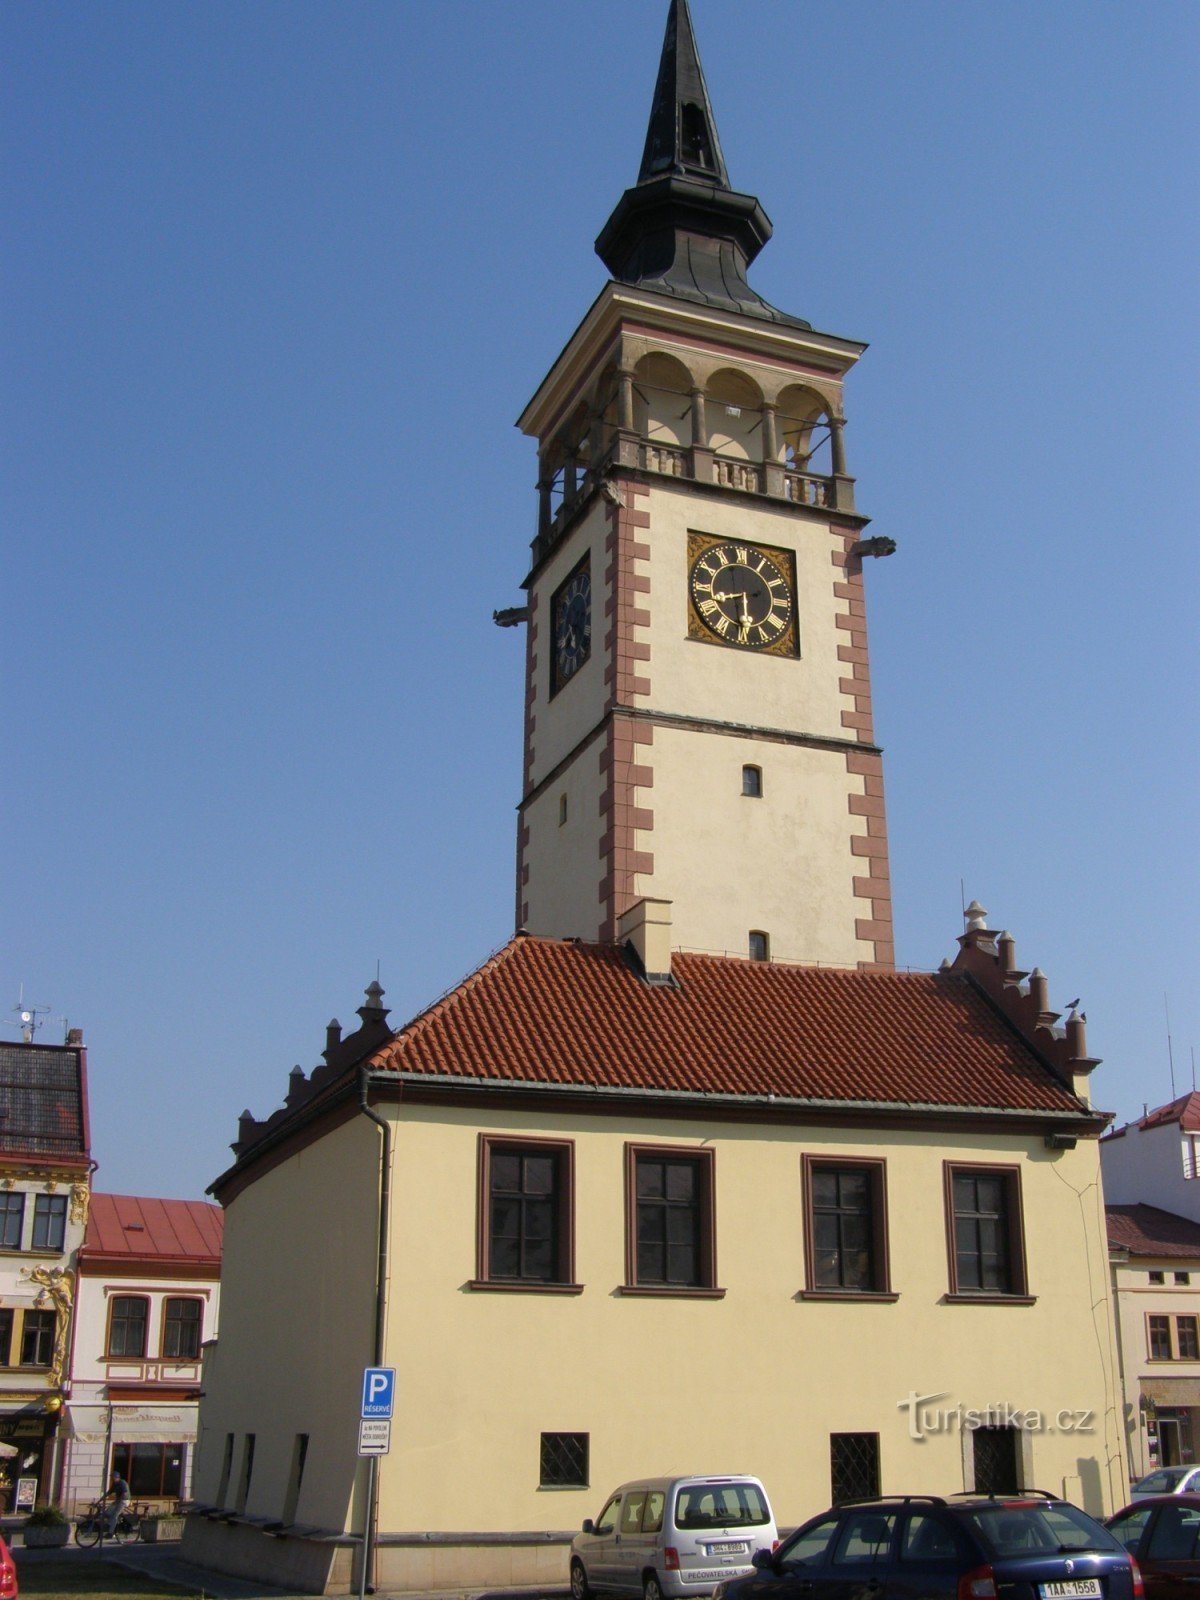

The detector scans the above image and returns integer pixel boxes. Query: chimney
[65,1028,83,1047]
[324,1019,342,1064]
[618,897,673,985]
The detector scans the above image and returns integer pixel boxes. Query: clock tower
[514,0,895,973]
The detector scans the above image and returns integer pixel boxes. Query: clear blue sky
[4,1,1197,1201]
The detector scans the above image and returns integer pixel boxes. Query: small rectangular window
[20,1309,54,1367]
[162,1297,202,1359]
[945,1165,1028,1297]
[830,1432,880,1506]
[235,1433,255,1514]
[1150,1271,1166,1285]
[1177,1316,1199,1360]
[805,1158,890,1295]
[0,1193,25,1250]
[215,1432,234,1507]
[282,1433,309,1525]
[477,1136,575,1287]
[108,1295,149,1358]
[559,794,568,826]
[1177,1272,1191,1286]
[32,1194,67,1252]
[742,765,762,797]
[749,930,769,962]
[626,1145,718,1292]
[0,1310,12,1366]
[540,1431,588,1488]
[1150,1315,1173,1360]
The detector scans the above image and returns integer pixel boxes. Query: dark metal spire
[638,0,730,188]
[595,0,810,330]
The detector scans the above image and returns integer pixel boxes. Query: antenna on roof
[1192,1045,1196,1094]
[1166,993,1177,1099]
[8,986,50,1044]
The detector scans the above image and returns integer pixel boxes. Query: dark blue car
[712,1495,1141,1600]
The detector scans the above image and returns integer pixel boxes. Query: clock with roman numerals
[687,534,798,656]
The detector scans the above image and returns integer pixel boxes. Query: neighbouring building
[1107,1204,1200,1483]
[62,1192,223,1513]
[0,1032,91,1510]
[183,3,1128,1594]
[1102,1095,1200,1224]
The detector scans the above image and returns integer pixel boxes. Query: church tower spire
[596,0,808,330]
[514,0,896,974]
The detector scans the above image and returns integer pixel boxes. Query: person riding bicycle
[102,1470,130,1534]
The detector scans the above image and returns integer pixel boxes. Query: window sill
[618,1285,726,1299]
[797,1290,899,1303]
[467,1280,584,1295]
[942,1293,1036,1306]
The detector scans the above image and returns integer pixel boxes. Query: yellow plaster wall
[375,1105,1127,1535]
[193,1115,382,1533]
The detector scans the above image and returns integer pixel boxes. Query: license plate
[707,1543,749,1556]
[1040,1582,1102,1598]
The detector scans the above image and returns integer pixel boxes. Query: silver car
[1131,1466,1200,1498]
[571,1475,778,1600]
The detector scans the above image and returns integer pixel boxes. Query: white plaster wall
[1101,1128,1200,1221]
[638,480,849,739]
[522,742,606,940]
[528,501,611,789]
[635,725,868,964]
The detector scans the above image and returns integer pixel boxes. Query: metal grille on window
[972,1425,1020,1494]
[830,1432,880,1505]
[540,1431,588,1488]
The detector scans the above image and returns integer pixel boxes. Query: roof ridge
[381,935,532,1051]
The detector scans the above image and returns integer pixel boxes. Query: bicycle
[74,1498,140,1546]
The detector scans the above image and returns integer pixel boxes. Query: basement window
[540,1431,588,1488]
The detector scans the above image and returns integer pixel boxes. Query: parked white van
[570,1475,778,1600]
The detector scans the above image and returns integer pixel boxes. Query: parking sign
[361,1366,396,1419]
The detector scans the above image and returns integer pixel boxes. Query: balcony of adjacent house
[535,354,854,558]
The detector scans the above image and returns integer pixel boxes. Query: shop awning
[1142,1378,1200,1407]
[63,1403,197,1445]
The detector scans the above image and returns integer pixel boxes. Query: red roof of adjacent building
[1137,1094,1200,1133]
[364,936,1085,1115]
[1107,1204,1200,1259]
[82,1193,222,1269]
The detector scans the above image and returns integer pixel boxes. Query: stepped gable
[366,934,1089,1115]
[1107,1203,1200,1259]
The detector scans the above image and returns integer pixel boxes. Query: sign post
[357,1367,395,1600]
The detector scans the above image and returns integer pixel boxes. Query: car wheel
[572,1560,592,1600]
[644,1575,664,1600]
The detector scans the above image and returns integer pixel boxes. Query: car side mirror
[582,1519,595,1535]
[752,1549,774,1571]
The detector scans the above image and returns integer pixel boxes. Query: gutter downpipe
[358,1068,392,1600]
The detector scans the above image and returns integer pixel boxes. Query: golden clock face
[687,535,798,655]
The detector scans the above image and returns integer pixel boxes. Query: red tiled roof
[366,936,1085,1115]
[1107,1204,1200,1259]
[1138,1094,1200,1133]
[83,1193,223,1267]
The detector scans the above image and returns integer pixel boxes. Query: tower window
[749,931,769,962]
[742,765,762,798]
[559,793,568,826]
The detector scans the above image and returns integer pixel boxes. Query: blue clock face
[552,563,591,693]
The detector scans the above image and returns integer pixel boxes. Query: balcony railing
[714,457,761,493]
[784,470,830,507]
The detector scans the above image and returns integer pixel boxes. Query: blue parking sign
[361,1366,396,1419]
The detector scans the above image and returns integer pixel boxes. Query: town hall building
[183,4,1127,1593]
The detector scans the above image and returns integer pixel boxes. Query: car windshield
[675,1483,771,1529]
[967,1503,1124,1558]
[1134,1470,1191,1494]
